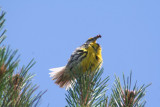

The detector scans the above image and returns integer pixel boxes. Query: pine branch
[65,66,109,107]
[0,8,46,107]
[0,9,6,44]
[108,72,151,107]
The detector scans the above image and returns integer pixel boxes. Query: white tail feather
[49,66,73,89]
[49,66,65,78]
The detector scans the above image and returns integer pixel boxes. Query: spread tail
[49,66,72,89]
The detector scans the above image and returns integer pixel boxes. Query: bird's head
[85,35,102,52]
[85,35,101,44]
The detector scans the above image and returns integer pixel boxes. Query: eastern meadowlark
[49,35,102,89]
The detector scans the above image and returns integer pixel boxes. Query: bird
[49,35,103,89]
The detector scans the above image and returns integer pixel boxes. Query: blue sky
[1,0,160,106]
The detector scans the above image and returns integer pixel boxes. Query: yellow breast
[80,43,102,72]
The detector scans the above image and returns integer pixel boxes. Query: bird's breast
[80,46,102,72]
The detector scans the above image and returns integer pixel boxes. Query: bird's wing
[66,45,88,70]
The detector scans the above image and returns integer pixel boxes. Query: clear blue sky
[1,0,160,106]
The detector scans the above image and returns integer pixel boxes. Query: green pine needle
[0,9,46,107]
[65,65,109,107]
[108,72,151,107]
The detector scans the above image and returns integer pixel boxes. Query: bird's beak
[93,35,101,43]
[95,35,101,39]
